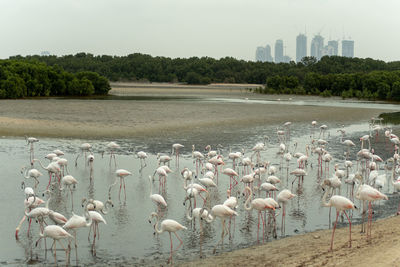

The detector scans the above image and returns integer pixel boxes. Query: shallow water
[1,97,400,266]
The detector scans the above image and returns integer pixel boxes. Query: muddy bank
[180,215,400,267]
[0,84,393,139]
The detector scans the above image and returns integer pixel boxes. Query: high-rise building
[342,40,354,58]
[311,35,324,60]
[265,45,273,62]
[296,34,307,63]
[275,39,284,63]
[255,46,266,62]
[327,40,338,56]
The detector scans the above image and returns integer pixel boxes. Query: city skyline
[256,33,354,63]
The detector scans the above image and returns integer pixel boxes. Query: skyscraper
[275,39,284,63]
[311,35,324,60]
[265,45,273,62]
[296,34,307,63]
[255,46,266,62]
[327,40,339,56]
[342,40,354,58]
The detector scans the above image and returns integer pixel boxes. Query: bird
[321,189,356,251]
[75,143,92,166]
[199,204,238,253]
[32,159,61,190]
[109,169,132,202]
[243,186,275,243]
[88,210,107,250]
[148,212,186,264]
[25,136,39,164]
[222,168,239,191]
[136,151,148,170]
[21,167,42,190]
[60,175,78,209]
[106,141,120,167]
[277,189,296,235]
[35,225,73,261]
[172,143,184,165]
[148,175,167,214]
[82,198,113,215]
[63,200,93,252]
[355,183,388,239]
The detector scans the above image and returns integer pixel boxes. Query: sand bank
[0,83,392,139]
[180,215,400,267]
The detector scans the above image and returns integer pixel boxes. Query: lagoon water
[1,95,400,266]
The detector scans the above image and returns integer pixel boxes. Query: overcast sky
[1,0,399,62]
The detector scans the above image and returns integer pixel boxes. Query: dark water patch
[379,111,400,125]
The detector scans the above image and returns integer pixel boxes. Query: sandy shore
[0,83,392,139]
[180,215,400,267]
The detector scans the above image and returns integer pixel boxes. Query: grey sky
[1,0,399,62]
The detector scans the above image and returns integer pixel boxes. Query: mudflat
[0,83,390,139]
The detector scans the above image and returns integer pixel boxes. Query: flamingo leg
[330,211,340,251]
[343,210,352,248]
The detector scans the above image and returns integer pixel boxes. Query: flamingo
[63,200,93,254]
[200,204,238,253]
[136,151,148,170]
[106,141,120,167]
[60,175,78,209]
[88,210,107,251]
[109,169,132,202]
[355,183,388,239]
[222,168,239,191]
[75,143,92,166]
[277,189,296,235]
[148,212,186,264]
[172,143,184,165]
[15,193,45,239]
[25,136,39,164]
[35,225,73,262]
[32,158,61,190]
[82,197,113,215]
[321,189,356,251]
[192,145,205,176]
[243,186,275,243]
[157,153,172,167]
[21,167,42,190]
[148,175,167,214]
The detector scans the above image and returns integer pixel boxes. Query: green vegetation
[5,53,400,101]
[0,60,110,99]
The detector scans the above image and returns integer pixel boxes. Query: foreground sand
[0,83,392,139]
[181,215,400,267]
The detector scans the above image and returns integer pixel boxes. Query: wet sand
[0,83,391,139]
[181,215,400,267]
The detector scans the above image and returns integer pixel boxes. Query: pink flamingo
[148,212,187,264]
[109,169,132,202]
[322,189,356,251]
[277,189,296,235]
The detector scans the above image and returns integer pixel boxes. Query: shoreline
[180,215,400,267]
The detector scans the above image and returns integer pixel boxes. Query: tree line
[0,60,111,99]
[5,53,400,101]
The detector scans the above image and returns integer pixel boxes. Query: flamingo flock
[14,118,400,264]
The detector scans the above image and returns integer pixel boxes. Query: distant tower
[311,35,324,60]
[327,40,338,56]
[296,34,307,63]
[342,40,354,57]
[265,45,273,62]
[275,39,284,63]
[255,47,266,62]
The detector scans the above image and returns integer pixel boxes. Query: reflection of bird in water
[148,212,186,264]
[322,189,356,251]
